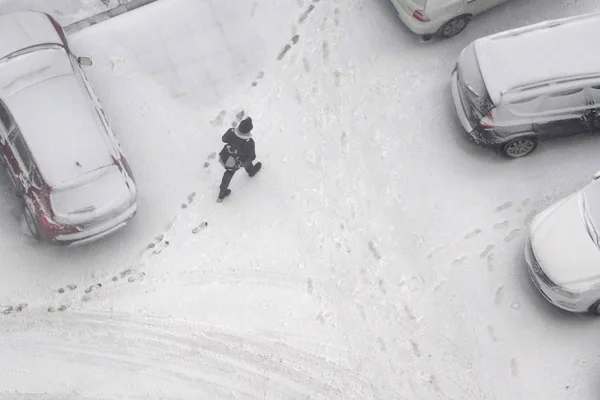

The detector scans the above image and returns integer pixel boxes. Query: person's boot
[248,162,262,177]
[217,188,231,202]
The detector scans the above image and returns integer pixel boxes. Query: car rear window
[458,44,494,116]
[458,45,489,100]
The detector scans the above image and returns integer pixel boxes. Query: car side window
[10,129,33,172]
[541,87,586,112]
[0,102,13,131]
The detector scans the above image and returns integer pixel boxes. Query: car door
[0,102,22,190]
[585,83,600,130]
[533,87,594,138]
[8,128,34,196]
[462,0,509,16]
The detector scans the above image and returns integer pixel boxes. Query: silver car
[0,11,138,246]
[451,12,600,158]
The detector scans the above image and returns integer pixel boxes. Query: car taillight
[412,10,430,22]
[41,213,62,231]
[479,111,494,129]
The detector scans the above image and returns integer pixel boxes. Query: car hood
[50,165,135,226]
[531,190,600,287]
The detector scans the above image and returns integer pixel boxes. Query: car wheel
[588,300,600,315]
[437,15,472,38]
[501,137,538,158]
[582,111,600,130]
[23,203,40,240]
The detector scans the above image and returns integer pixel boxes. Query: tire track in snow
[1,312,383,399]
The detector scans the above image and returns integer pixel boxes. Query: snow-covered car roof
[0,11,63,61]
[474,12,600,104]
[0,46,114,188]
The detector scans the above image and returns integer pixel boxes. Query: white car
[526,171,600,314]
[390,0,511,39]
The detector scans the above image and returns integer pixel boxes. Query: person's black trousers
[219,161,255,193]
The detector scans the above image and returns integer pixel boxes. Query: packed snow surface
[2,0,600,398]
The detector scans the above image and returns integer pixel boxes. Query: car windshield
[580,192,600,249]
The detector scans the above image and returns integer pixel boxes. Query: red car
[0,11,138,246]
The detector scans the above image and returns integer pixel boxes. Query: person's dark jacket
[222,128,256,163]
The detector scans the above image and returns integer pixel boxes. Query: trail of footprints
[435,198,530,269]
[5,169,213,315]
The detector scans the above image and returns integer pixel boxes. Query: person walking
[217,116,262,202]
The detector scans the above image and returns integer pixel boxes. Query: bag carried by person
[219,144,242,170]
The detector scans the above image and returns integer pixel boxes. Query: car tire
[23,203,40,240]
[437,15,472,38]
[587,300,600,315]
[501,137,538,158]
[582,110,600,130]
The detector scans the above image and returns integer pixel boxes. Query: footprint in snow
[210,110,226,127]
[2,304,27,315]
[494,286,503,305]
[302,57,311,73]
[192,221,208,234]
[48,305,68,313]
[510,358,519,377]
[463,228,481,240]
[298,4,315,24]
[322,40,330,62]
[479,244,495,259]
[493,221,509,230]
[112,268,134,281]
[495,201,513,212]
[410,340,421,357]
[58,284,77,293]
[452,256,467,267]
[487,325,499,342]
[334,70,342,87]
[504,229,521,243]
[152,240,170,255]
[128,272,146,283]
[333,7,340,26]
[84,283,102,294]
[306,278,314,294]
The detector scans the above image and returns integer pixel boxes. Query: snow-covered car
[390,0,511,39]
[451,12,600,158]
[525,171,600,315]
[0,11,138,246]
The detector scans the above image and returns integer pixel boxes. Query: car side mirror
[593,170,600,181]
[77,56,93,66]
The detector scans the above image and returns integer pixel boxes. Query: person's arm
[222,128,233,143]
[248,139,256,161]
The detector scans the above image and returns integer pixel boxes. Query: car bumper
[55,202,138,247]
[524,238,585,313]
[390,0,442,35]
[450,68,501,148]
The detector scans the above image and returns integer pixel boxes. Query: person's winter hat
[236,117,253,138]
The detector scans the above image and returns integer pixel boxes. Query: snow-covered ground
[2,0,600,398]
